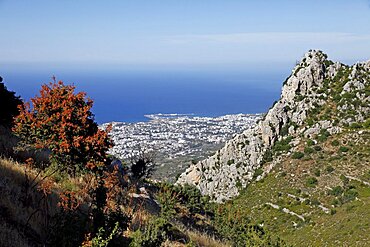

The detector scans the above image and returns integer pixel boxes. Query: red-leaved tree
[13,80,112,175]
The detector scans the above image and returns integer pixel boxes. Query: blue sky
[1,0,370,70]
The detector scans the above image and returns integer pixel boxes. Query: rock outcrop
[177,50,370,202]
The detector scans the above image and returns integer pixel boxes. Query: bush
[326,166,335,173]
[304,147,315,154]
[331,199,340,206]
[13,81,112,175]
[329,186,343,196]
[292,152,304,159]
[0,78,23,127]
[83,222,119,247]
[261,150,273,164]
[342,189,358,202]
[272,136,293,153]
[253,168,263,179]
[317,129,330,142]
[313,168,321,177]
[340,174,349,187]
[339,146,349,152]
[280,124,289,136]
[156,183,209,216]
[227,159,235,165]
[349,122,362,129]
[130,150,156,180]
[306,139,315,146]
[213,211,286,247]
[331,140,340,146]
[129,217,180,247]
[313,145,322,151]
[363,118,370,129]
[306,177,318,187]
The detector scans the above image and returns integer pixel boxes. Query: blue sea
[2,68,287,123]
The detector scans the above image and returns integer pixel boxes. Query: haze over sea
[2,67,286,123]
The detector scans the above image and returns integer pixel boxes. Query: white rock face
[177,50,370,202]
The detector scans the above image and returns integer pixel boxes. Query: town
[102,113,262,180]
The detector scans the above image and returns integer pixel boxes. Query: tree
[0,76,23,127]
[13,80,112,175]
[129,147,156,181]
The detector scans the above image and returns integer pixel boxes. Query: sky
[1,0,370,71]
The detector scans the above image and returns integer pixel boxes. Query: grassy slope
[0,158,59,247]
[222,129,370,246]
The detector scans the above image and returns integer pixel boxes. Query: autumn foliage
[13,80,113,175]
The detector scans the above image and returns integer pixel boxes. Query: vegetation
[3,79,284,246]
[1,53,369,246]
[306,177,318,187]
[0,76,22,127]
[272,136,292,153]
[291,152,304,159]
[13,80,112,175]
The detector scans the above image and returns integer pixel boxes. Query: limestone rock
[176,50,370,202]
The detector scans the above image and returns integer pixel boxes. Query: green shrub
[213,212,287,247]
[311,198,320,206]
[329,186,343,196]
[306,177,318,187]
[261,150,273,164]
[306,118,314,126]
[342,189,358,202]
[340,174,349,187]
[227,159,235,165]
[349,122,362,129]
[129,217,177,247]
[306,139,315,146]
[253,168,264,179]
[272,136,293,153]
[363,118,370,129]
[313,145,322,151]
[236,162,242,169]
[326,166,335,173]
[292,152,304,159]
[236,180,242,188]
[280,124,289,136]
[313,168,321,177]
[304,147,315,154]
[317,130,330,142]
[339,146,349,152]
[156,183,210,217]
[90,222,119,247]
[331,199,340,206]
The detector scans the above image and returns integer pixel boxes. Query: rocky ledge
[177,50,370,202]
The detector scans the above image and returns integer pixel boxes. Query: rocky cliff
[177,50,370,202]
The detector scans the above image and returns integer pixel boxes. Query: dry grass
[160,230,231,247]
[0,125,18,157]
[170,222,231,247]
[185,229,231,247]
[0,157,59,247]
[0,125,49,163]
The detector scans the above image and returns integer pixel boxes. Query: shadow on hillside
[0,158,88,247]
[0,125,49,165]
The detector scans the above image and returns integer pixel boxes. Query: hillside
[175,50,370,245]
[1,51,369,246]
[177,50,370,202]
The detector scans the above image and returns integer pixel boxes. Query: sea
[1,67,287,124]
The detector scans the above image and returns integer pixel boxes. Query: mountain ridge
[177,50,370,202]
